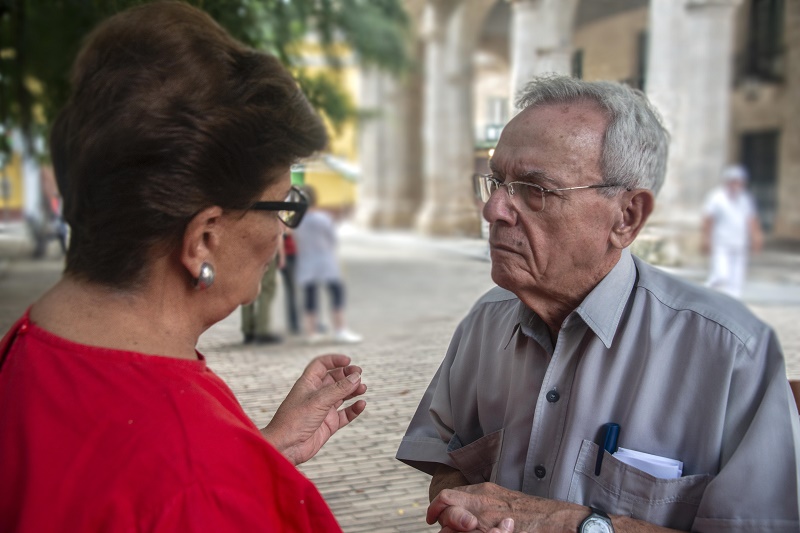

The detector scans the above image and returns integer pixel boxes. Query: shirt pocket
[446,429,504,485]
[567,440,714,531]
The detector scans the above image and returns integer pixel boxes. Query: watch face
[582,516,612,533]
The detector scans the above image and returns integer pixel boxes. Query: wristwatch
[578,507,614,533]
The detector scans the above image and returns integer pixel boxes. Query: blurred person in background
[0,3,368,531]
[280,230,301,335]
[241,241,284,345]
[292,185,362,344]
[702,164,763,298]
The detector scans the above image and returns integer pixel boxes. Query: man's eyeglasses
[474,173,631,213]
[250,186,308,228]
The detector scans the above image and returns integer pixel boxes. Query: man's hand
[749,215,764,254]
[701,216,712,255]
[438,517,522,533]
[427,483,584,533]
[261,354,367,465]
[429,483,682,533]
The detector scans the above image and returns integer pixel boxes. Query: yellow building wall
[0,152,25,211]
[295,39,361,210]
[303,160,357,210]
[331,65,359,161]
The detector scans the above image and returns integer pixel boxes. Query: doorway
[741,130,779,232]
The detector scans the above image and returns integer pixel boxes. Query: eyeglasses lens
[478,176,495,202]
[478,176,545,212]
[278,188,304,228]
[519,185,545,212]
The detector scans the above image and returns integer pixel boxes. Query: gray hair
[515,75,669,196]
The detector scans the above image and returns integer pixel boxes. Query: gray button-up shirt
[397,249,800,532]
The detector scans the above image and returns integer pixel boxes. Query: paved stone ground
[2,229,799,532]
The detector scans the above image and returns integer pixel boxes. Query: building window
[571,49,583,79]
[484,97,507,142]
[745,0,785,81]
[635,31,648,91]
[741,130,780,232]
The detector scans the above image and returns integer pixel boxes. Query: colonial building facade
[356,0,799,255]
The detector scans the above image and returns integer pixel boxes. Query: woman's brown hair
[50,1,327,288]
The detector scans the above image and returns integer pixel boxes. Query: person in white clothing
[701,164,763,298]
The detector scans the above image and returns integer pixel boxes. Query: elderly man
[396,76,799,533]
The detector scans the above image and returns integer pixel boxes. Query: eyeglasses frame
[249,185,308,228]
[475,173,632,213]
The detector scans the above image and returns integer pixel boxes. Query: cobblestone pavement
[2,230,800,532]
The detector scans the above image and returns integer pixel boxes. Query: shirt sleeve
[396,322,466,475]
[693,328,800,532]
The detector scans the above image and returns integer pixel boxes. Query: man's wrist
[578,506,614,533]
[429,464,468,502]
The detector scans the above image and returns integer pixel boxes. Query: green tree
[0,0,411,154]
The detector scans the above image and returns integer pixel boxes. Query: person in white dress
[701,164,764,298]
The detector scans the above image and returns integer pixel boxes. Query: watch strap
[578,506,614,533]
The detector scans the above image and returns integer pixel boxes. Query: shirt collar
[515,299,555,355]
[510,248,636,352]
[573,247,636,348]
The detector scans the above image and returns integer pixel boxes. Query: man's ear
[610,189,655,250]
[181,206,224,279]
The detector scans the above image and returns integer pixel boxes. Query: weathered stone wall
[573,7,648,83]
[774,0,800,239]
[572,0,798,243]
[729,0,799,240]
[365,0,799,243]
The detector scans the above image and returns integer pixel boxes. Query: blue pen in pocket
[594,422,620,476]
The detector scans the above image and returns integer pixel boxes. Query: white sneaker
[333,329,362,344]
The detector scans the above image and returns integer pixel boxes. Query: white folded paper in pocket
[612,447,683,479]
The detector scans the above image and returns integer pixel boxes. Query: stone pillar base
[379,203,418,229]
[354,200,385,229]
[631,215,704,268]
[415,203,482,237]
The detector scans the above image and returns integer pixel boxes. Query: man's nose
[482,188,517,225]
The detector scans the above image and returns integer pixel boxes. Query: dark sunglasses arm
[250,201,308,212]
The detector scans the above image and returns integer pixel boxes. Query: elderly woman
[0,3,367,531]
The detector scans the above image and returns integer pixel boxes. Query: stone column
[645,0,685,213]
[648,0,742,211]
[681,0,742,204]
[355,66,387,228]
[509,0,578,110]
[533,0,578,76]
[509,0,541,106]
[379,70,420,228]
[639,0,742,265]
[356,67,419,229]
[415,0,482,236]
[776,0,800,238]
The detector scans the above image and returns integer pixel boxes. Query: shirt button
[19,323,29,334]
[534,465,546,479]
[546,390,560,403]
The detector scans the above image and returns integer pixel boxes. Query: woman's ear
[610,189,655,250]
[181,206,224,279]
